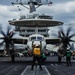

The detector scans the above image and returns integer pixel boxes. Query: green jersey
[66,50,71,57]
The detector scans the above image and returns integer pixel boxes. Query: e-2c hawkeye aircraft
[0,0,64,62]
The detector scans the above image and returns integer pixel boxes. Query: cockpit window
[30,36,44,41]
[37,37,43,41]
[31,37,36,41]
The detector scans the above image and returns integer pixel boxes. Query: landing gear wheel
[11,54,15,63]
[10,50,15,63]
[58,55,61,63]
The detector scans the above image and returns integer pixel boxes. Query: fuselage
[27,34,46,53]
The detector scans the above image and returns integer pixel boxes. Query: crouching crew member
[31,44,43,70]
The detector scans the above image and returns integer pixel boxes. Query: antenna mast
[11,0,52,13]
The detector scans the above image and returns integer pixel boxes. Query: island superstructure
[9,0,63,37]
[13,14,53,37]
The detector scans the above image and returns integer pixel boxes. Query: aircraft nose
[33,41,40,46]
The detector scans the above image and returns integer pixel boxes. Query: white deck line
[21,66,29,75]
[44,66,51,75]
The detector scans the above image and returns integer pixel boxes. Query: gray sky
[0,0,75,36]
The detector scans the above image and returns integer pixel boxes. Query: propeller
[58,26,75,49]
[0,26,15,50]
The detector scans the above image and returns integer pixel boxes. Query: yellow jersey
[33,48,41,55]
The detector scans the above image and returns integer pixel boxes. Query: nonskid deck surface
[21,65,51,75]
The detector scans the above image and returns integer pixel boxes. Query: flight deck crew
[31,44,43,70]
[66,48,72,66]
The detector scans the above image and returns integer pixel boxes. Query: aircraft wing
[45,37,60,44]
[12,37,28,44]
[46,44,59,52]
[0,35,28,44]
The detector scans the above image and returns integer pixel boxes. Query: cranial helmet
[67,47,70,50]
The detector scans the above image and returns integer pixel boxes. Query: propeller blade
[69,34,75,38]
[59,27,65,37]
[67,43,72,49]
[60,30,65,37]
[7,26,11,35]
[58,31,62,38]
[0,25,6,36]
[0,29,6,36]
[67,42,71,47]
[0,37,4,39]
[66,26,72,36]
[69,39,75,42]
[0,40,4,46]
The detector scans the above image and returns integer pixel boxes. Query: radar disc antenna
[11,0,52,13]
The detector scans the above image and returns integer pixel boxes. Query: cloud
[0,0,75,35]
[0,5,19,29]
[0,1,75,25]
[0,4,29,32]
[35,1,75,24]
[52,1,75,13]
[37,1,75,14]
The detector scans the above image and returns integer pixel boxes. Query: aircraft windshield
[37,37,43,41]
[31,37,36,41]
[30,36,44,41]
